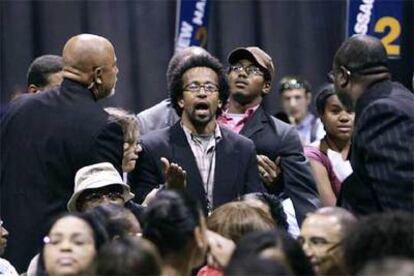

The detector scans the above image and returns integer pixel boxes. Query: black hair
[96,236,161,276]
[315,83,336,116]
[225,256,292,276]
[227,229,314,276]
[343,211,414,275]
[142,190,203,257]
[279,75,311,94]
[36,212,109,276]
[333,35,388,73]
[27,55,63,87]
[169,53,229,116]
[241,192,289,231]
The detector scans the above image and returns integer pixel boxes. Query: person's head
[298,207,357,276]
[225,256,292,276]
[96,236,161,276]
[279,76,312,123]
[37,212,108,276]
[143,190,207,268]
[84,204,141,239]
[241,192,289,231]
[331,35,390,112]
[166,46,209,90]
[315,84,354,142]
[62,34,118,100]
[227,229,314,276]
[0,218,9,255]
[227,46,275,106]
[343,211,414,275]
[169,53,228,131]
[67,162,134,212]
[357,258,414,276]
[207,201,275,243]
[27,55,63,93]
[105,107,141,172]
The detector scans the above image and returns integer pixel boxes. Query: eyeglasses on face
[229,64,263,76]
[83,190,124,202]
[183,82,219,94]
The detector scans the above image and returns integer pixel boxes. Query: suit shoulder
[141,127,171,146]
[221,126,255,147]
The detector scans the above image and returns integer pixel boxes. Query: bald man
[298,207,357,276]
[331,35,414,215]
[0,34,124,272]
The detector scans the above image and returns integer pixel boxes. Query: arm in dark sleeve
[357,102,414,211]
[127,141,164,203]
[278,125,321,226]
[89,121,124,174]
[244,141,266,194]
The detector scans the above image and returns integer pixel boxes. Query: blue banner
[174,0,210,52]
[347,0,403,58]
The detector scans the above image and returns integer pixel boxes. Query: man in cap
[0,34,123,271]
[67,162,135,212]
[218,46,320,226]
[331,35,414,215]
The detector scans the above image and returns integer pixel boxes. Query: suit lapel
[240,106,267,138]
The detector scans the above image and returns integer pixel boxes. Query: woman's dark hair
[84,204,140,239]
[36,212,109,276]
[168,53,229,116]
[225,256,292,276]
[226,230,314,276]
[142,190,203,257]
[241,192,289,231]
[96,236,162,276]
[315,83,336,116]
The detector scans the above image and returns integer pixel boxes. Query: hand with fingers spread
[161,157,187,190]
[206,230,236,269]
[257,155,281,188]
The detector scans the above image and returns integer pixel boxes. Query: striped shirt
[182,124,222,213]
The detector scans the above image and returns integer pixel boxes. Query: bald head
[62,34,118,100]
[312,207,357,235]
[334,35,388,73]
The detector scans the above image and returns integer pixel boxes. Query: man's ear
[28,84,39,93]
[178,97,185,109]
[305,91,312,105]
[338,66,351,88]
[94,67,103,85]
[262,81,271,95]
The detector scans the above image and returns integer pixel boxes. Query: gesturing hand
[161,157,187,190]
[257,155,281,188]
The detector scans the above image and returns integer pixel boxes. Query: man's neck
[227,97,261,114]
[181,118,217,135]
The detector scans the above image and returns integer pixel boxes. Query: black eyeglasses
[82,188,124,202]
[229,64,264,76]
[183,82,219,94]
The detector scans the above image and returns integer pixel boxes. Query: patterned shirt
[182,124,222,213]
[217,105,259,133]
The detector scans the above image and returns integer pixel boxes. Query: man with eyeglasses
[218,47,320,227]
[128,52,264,215]
[298,207,357,276]
[331,35,414,215]
[278,76,325,145]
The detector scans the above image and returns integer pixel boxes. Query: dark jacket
[128,122,265,214]
[338,80,414,215]
[0,78,124,272]
[240,106,320,225]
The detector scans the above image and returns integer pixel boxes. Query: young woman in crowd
[142,190,208,276]
[35,212,108,276]
[304,84,354,206]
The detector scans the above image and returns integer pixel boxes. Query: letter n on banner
[347,0,403,58]
[174,0,210,53]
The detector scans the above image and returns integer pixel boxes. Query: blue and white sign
[347,0,403,58]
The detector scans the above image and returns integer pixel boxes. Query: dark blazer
[239,106,320,225]
[128,122,265,213]
[338,80,414,215]
[0,79,124,272]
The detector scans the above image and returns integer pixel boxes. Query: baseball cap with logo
[228,46,275,81]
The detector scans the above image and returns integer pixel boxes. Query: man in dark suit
[0,34,124,272]
[128,52,264,214]
[218,47,320,226]
[331,35,414,215]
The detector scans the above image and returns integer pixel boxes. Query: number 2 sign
[347,0,403,58]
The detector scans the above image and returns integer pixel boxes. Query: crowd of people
[0,33,413,276]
